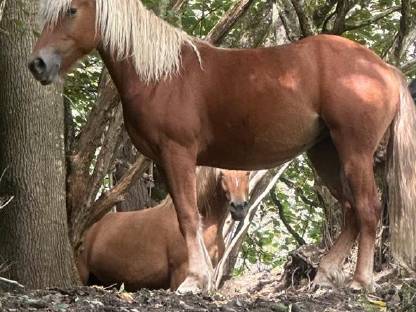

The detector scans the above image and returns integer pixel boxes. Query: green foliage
[236,157,324,273]
[64,55,102,133]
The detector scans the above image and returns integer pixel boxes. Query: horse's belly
[199,109,325,170]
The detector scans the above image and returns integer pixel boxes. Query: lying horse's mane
[148,167,221,217]
[196,167,223,217]
[39,0,200,82]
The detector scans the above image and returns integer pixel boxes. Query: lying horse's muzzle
[28,50,61,85]
[229,201,248,221]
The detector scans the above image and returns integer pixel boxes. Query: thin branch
[312,0,337,27]
[0,196,13,210]
[280,177,317,207]
[0,277,24,290]
[0,167,13,210]
[270,190,306,246]
[171,0,187,12]
[206,0,256,45]
[344,5,402,32]
[402,58,416,75]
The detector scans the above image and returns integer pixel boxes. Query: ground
[1,271,415,311]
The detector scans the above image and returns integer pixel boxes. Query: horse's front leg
[161,147,213,293]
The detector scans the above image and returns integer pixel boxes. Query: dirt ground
[1,270,415,312]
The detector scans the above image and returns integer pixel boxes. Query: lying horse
[30,0,416,292]
[77,168,250,291]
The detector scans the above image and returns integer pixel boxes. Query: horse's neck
[98,48,148,100]
[98,42,210,103]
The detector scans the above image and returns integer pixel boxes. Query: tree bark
[0,0,78,288]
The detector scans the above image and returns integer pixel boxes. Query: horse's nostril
[29,57,47,75]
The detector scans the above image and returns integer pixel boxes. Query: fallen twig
[0,276,24,291]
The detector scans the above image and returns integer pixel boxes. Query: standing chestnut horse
[29,0,416,293]
[77,168,250,291]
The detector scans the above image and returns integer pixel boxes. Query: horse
[76,168,250,291]
[29,0,416,293]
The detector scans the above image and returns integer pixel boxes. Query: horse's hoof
[176,284,202,295]
[176,275,212,295]
[313,269,345,289]
[348,279,375,293]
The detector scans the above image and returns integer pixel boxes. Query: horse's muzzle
[230,201,248,221]
[28,51,61,85]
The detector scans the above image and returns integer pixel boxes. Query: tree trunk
[0,1,78,288]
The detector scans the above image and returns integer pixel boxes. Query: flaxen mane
[148,167,221,218]
[39,0,200,82]
[196,167,223,218]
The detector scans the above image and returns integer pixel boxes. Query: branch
[85,155,151,237]
[330,0,351,35]
[280,176,317,207]
[70,71,120,169]
[289,0,316,37]
[84,106,124,208]
[273,0,298,42]
[0,167,13,210]
[312,0,337,27]
[0,277,24,291]
[393,0,412,65]
[270,190,306,246]
[344,5,402,32]
[206,0,256,45]
[401,58,416,75]
[171,0,187,12]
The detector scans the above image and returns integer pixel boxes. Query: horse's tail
[386,71,416,269]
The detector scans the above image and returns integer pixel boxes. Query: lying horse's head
[29,0,98,84]
[219,170,250,221]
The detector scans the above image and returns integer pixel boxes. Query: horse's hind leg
[308,139,359,288]
[327,126,384,291]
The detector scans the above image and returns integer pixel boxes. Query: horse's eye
[67,8,77,17]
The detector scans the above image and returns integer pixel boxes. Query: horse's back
[189,35,400,169]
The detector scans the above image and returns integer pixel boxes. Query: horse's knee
[355,197,381,235]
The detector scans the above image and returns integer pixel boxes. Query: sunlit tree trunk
[0,0,78,288]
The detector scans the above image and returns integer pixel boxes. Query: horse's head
[29,0,98,85]
[219,170,250,221]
